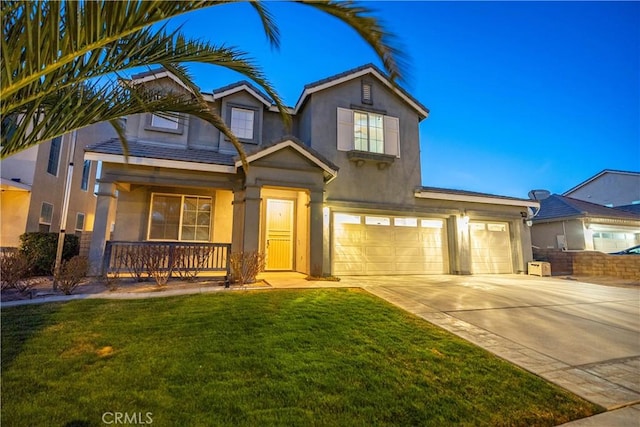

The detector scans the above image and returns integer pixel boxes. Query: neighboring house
[530,194,640,252]
[0,122,117,248]
[85,64,538,277]
[563,170,640,207]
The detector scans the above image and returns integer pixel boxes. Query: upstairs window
[150,113,179,130]
[230,107,255,140]
[354,111,384,153]
[337,107,400,157]
[47,136,62,175]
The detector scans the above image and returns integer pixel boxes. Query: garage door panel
[333,213,447,275]
[365,228,393,241]
[394,229,420,241]
[395,247,423,257]
[470,221,512,274]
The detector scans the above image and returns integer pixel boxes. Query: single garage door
[592,232,636,252]
[470,221,513,274]
[333,213,447,275]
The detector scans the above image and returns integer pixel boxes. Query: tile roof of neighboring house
[85,138,236,166]
[533,194,640,222]
[562,169,640,195]
[615,203,640,215]
[417,186,535,204]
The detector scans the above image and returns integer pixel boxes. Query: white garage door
[470,221,513,274]
[593,232,636,252]
[333,213,447,275]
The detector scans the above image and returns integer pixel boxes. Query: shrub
[229,251,265,285]
[0,251,31,292]
[19,232,79,276]
[54,256,88,295]
[124,246,149,282]
[174,246,213,282]
[142,246,174,286]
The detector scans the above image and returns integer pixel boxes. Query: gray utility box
[528,261,551,277]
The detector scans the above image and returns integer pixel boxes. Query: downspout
[53,130,77,288]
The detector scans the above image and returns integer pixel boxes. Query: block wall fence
[533,249,639,280]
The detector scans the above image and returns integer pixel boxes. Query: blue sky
[163,1,639,199]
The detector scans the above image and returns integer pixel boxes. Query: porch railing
[103,241,231,278]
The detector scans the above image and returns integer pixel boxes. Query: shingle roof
[417,186,534,204]
[211,80,273,104]
[533,194,640,221]
[614,204,640,215]
[85,138,235,166]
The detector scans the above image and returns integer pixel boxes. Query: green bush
[19,232,79,276]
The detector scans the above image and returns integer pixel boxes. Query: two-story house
[1,122,117,249]
[85,65,538,277]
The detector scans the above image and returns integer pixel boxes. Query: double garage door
[332,213,513,275]
[332,213,448,275]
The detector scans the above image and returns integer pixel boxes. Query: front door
[265,199,294,270]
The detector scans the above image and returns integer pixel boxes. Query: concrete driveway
[338,274,640,410]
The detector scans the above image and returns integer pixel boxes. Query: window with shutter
[336,107,400,158]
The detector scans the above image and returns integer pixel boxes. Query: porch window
[148,194,212,242]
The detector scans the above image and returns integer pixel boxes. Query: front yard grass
[2,288,601,426]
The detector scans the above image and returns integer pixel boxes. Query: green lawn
[2,288,601,426]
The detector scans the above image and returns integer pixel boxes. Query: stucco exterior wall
[303,77,423,207]
[0,191,30,247]
[531,219,586,250]
[565,173,640,206]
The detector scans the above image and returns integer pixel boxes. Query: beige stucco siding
[0,191,30,247]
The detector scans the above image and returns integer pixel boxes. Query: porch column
[88,182,117,276]
[308,190,324,277]
[448,213,471,275]
[232,185,261,254]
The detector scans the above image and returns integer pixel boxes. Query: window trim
[80,160,91,191]
[145,112,185,134]
[225,103,261,144]
[337,107,400,159]
[40,202,54,232]
[47,136,62,176]
[75,212,85,233]
[354,110,385,153]
[146,192,213,242]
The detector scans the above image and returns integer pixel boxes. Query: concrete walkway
[3,273,638,426]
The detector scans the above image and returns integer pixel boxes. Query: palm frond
[298,0,409,83]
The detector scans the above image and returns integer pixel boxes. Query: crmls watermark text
[102,412,153,425]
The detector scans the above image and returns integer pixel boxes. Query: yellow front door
[265,199,294,270]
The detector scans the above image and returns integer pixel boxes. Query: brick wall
[533,249,640,280]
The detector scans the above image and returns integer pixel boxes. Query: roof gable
[563,169,640,196]
[294,64,429,119]
[236,137,338,182]
[207,80,274,108]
